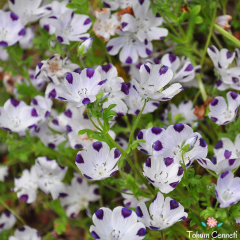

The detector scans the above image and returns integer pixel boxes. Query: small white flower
[209,91,240,125]
[215,171,240,208]
[0,210,16,233]
[215,15,232,32]
[60,173,100,218]
[75,142,121,180]
[143,157,184,193]
[136,192,187,230]
[132,63,183,101]
[13,165,38,203]
[90,206,146,239]
[0,10,25,47]
[102,0,132,10]
[9,225,41,240]
[0,166,8,182]
[35,156,68,200]
[0,99,40,133]
[93,8,120,42]
[48,10,92,45]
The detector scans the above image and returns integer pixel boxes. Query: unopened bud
[78,37,94,57]
[215,15,232,34]
[182,135,198,152]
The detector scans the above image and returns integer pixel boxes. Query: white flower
[0,166,8,181]
[60,173,100,218]
[90,206,146,239]
[125,81,159,115]
[0,99,40,133]
[197,135,240,174]
[215,15,232,32]
[121,185,150,208]
[19,27,35,49]
[116,137,128,150]
[106,30,153,64]
[121,0,168,42]
[136,192,187,230]
[48,10,92,45]
[208,91,240,125]
[155,123,208,167]
[9,0,43,25]
[93,8,120,42]
[28,69,45,91]
[0,210,16,233]
[0,46,9,61]
[0,10,25,47]
[46,69,105,107]
[143,157,184,193]
[137,127,165,155]
[102,0,132,10]
[75,142,121,180]
[13,165,38,203]
[215,171,240,208]
[35,156,68,200]
[9,226,41,240]
[35,54,81,85]
[132,63,183,101]
[160,100,197,125]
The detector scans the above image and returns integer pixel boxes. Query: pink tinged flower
[60,173,100,218]
[215,15,232,32]
[106,29,153,64]
[48,10,92,45]
[132,63,183,101]
[90,206,146,239]
[75,142,121,180]
[0,166,8,182]
[35,157,68,200]
[125,81,159,115]
[0,10,25,47]
[46,69,105,107]
[209,91,240,125]
[197,135,240,174]
[215,171,240,208]
[207,217,217,228]
[9,225,41,240]
[0,210,16,233]
[121,0,168,42]
[143,156,184,193]
[155,123,208,167]
[136,192,187,230]
[13,166,38,204]
[0,99,41,133]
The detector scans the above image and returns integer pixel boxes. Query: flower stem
[102,180,134,195]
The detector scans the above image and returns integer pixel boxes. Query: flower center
[0,28,10,40]
[109,229,122,240]
[222,189,233,201]
[154,172,168,184]
[223,109,233,119]
[94,163,107,177]
[11,117,21,128]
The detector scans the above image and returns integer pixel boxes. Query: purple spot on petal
[159,65,168,75]
[227,51,232,59]
[209,46,216,53]
[177,166,184,176]
[66,73,73,84]
[10,99,20,107]
[199,138,207,147]
[98,79,107,85]
[48,143,55,149]
[57,36,63,43]
[84,18,91,25]
[83,174,92,179]
[93,142,102,152]
[0,41,8,47]
[76,154,84,163]
[170,199,179,210]
[173,123,184,132]
[151,127,162,135]
[10,12,19,21]
[18,28,26,36]
[211,156,217,164]
[146,48,152,55]
[31,108,38,117]
[224,150,232,159]
[18,226,25,231]
[137,228,146,236]
[107,46,113,52]
[64,109,72,118]
[169,54,177,63]
[82,98,90,104]
[170,181,179,188]
[91,231,100,239]
[144,64,150,74]
[122,208,132,218]
[137,131,143,139]
[52,119,59,125]
[230,92,238,99]
[220,171,229,179]
[139,0,144,5]
[185,64,194,71]
[145,158,151,167]
[86,68,95,78]
[95,209,104,220]
[153,140,163,151]
[229,159,236,166]
[114,148,121,159]
[20,194,28,202]
[211,98,219,106]
[215,140,223,149]
[122,22,128,28]
[164,157,174,166]
[126,56,132,64]
[94,188,100,195]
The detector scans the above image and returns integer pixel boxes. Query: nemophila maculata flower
[121,185,150,208]
[137,127,165,156]
[208,91,240,125]
[13,165,38,204]
[155,123,208,167]
[90,206,146,239]
[102,0,132,10]
[0,10,25,47]
[93,8,120,42]
[0,166,8,182]
[0,46,9,61]
[215,15,232,32]
[35,157,68,200]
[75,141,121,180]
[19,27,35,49]
[132,63,183,101]
[35,54,81,85]
[0,99,40,133]
[9,225,41,240]
[106,29,153,64]
[125,81,159,115]
[48,10,92,45]
[160,100,197,125]
[197,135,240,174]
[215,171,240,208]
[136,192,187,230]
[121,0,168,42]
[46,68,105,107]
[0,210,16,233]
[60,173,100,218]
[143,156,184,193]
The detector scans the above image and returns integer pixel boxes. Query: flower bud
[182,135,198,152]
[77,37,94,57]
[215,15,232,34]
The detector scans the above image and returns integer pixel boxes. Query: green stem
[214,23,240,48]
[128,99,147,146]
[161,231,164,240]
[0,198,26,224]
[214,200,219,210]
[87,109,102,131]
[206,169,218,178]
[212,32,223,49]
[161,15,182,39]
[102,180,134,195]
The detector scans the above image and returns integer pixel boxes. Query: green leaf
[191,5,201,16]
[195,16,203,24]
[15,82,39,98]
[200,207,215,220]
[54,218,67,235]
